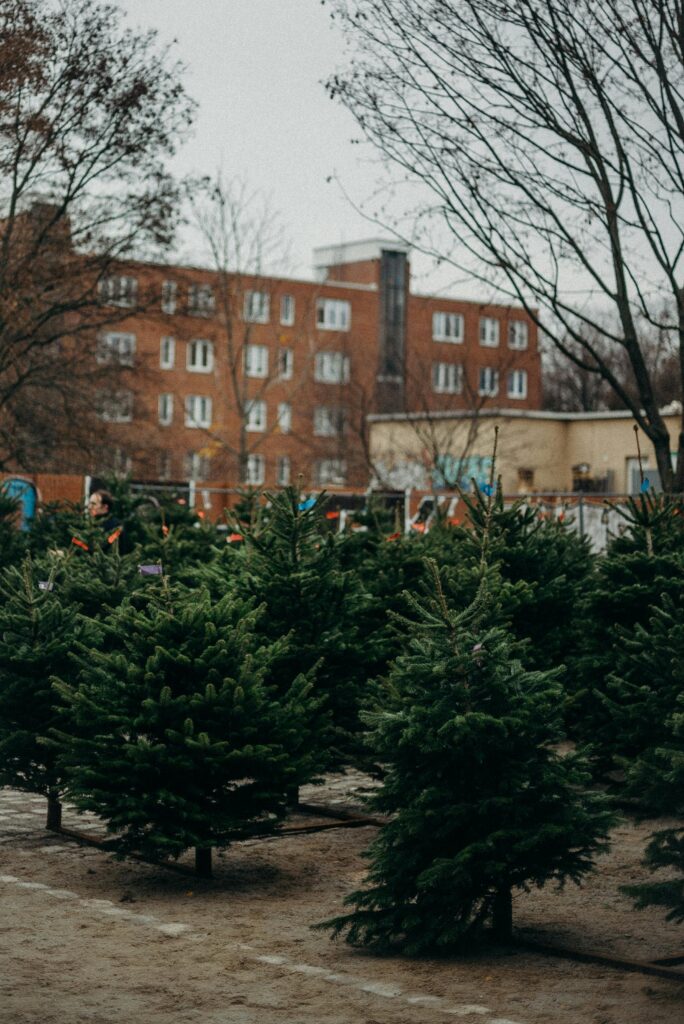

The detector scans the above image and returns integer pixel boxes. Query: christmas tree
[0,556,81,828]
[227,487,374,767]
[52,578,319,875]
[621,697,684,923]
[317,552,614,952]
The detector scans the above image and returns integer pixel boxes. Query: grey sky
[116,0,396,282]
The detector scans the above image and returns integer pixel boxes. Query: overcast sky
[115,0,421,283]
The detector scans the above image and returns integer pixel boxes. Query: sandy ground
[0,774,683,1024]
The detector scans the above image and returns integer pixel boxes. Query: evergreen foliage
[0,491,25,570]
[0,555,81,827]
[317,559,614,953]
[621,700,684,923]
[230,487,374,765]
[52,579,319,872]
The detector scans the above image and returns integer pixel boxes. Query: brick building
[93,239,541,489]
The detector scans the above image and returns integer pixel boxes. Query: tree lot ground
[0,775,682,1024]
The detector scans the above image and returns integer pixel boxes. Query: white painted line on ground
[0,870,524,1023]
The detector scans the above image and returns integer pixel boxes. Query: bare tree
[0,0,194,471]
[326,0,684,490]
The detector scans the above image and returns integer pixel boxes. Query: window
[314,458,346,485]
[158,393,173,425]
[97,332,136,366]
[160,336,175,369]
[188,284,215,317]
[313,405,345,436]
[507,369,528,400]
[161,280,177,314]
[508,321,528,350]
[432,312,464,343]
[111,448,132,475]
[184,451,210,481]
[245,454,265,485]
[280,294,295,326]
[315,351,350,384]
[187,339,214,373]
[479,317,500,347]
[277,347,293,380]
[245,399,267,432]
[277,402,292,434]
[244,290,270,323]
[478,367,499,396]
[316,298,350,330]
[158,451,172,480]
[97,389,133,423]
[276,455,291,486]
[244,344,269,378]
[99,275,137,307]
[432,362,463,394]
[184,395,212,428]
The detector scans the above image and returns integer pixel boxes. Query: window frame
[188,283,216,317]
[244,290,270,324]
[97,332,136,367]
[432,311,464,344]
[158,392,174,426]
[479,317,500,347]
[187,338,214,374]
[316,298,351,331]
[276,455,291,486]
[184,394,212,429]
[478,367,500,397]
[314,351,351,384]
[97,389,134,423]
[277,401,292,434]
[245,453,265,485]
[432,361,463,394]
[277,347,293,380]
[245,399,267,432]
[244,343,269,379]
[508,320,529,350]
[161,280,177,314]
[280,294,295,326]
[160,336,175,370]
[507,369,528,400]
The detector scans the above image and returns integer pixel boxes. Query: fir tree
[0,491,25,570]
[0,556,81,828]
[621,700,684,924]
[317,555,614,953]
[52,579,319,875]
[228,487,374,767]
[592,595,684,787]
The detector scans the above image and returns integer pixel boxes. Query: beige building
[368,407,682,495]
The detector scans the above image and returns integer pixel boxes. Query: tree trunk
[491,885,513,943]
[195,846,212,878]
[46,791,62,831]
[285,783,299,808]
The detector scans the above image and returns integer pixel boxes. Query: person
[87,489,130,552]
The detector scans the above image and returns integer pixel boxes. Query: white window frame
[184,451,210,481]
[244,344,269,378]
[479,317,500,347]
[97,389,134,423]
[316,298,351,331]
[315,458,347,485]
[161,280,177,314]
[158,393,174,425]
[184,395,212,429]
[276,402,292,434]
[244,290,270,324]
[187,339,214,373]
[432,362,463,394]
[507,369,528,400]
[160,336,175,370]
[245,454,265,485]
[188,284,215,317]
[99,275,138,308]
[432,312,464,344]
[97,332,136,367]
[245,399,267,432]
[280,294,295,326]
[314,351,351,384]
[277,347,293,380]
[276,455,291,487]
[478,367,499,397]
[313,405,344,437]
[508,320,529,350]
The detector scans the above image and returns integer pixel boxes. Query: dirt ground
[1,774,683,1024]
